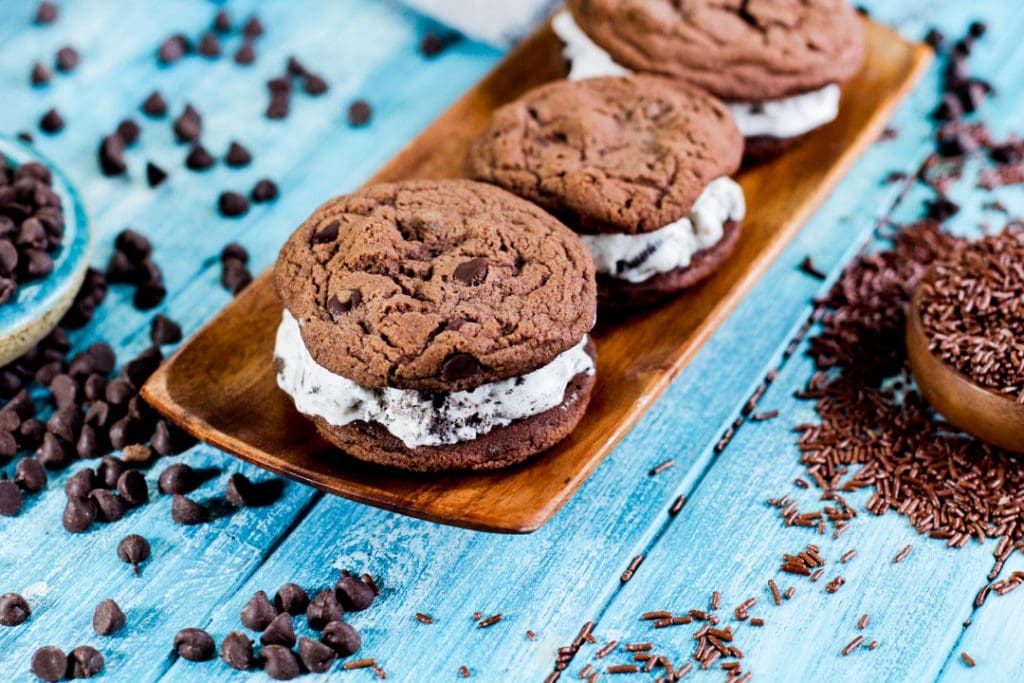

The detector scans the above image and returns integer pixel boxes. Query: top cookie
[273,179,597,392]
[467,75,742,235]
[567,0,866,101]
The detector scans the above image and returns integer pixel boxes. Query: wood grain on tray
[143,18,931,533]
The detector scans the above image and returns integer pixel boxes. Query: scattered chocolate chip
[141,91,167,118]
[117,533,150,574]
[221,258,252,295]
[172,104,201,143]
[197,32,221,58]
[92,599,126,636]
[152,419,191,456]
[212,9,231,32]
[250,179,278,202]
[150,314,182,345]
[90,489,126,522]
[348,100,372,126]
[926,196,960,221]
[221,242,249,264]
[185,144,214,171]
[225,141,252,167]
[0,479,24,517]
[38,109,64,134]
[117,118,141,146]
[221,631,255,670]
[95,456,124,489]
[171,494,207,524]
[35,1,58,24]
[64,467,96,498]
[115,470,147,507]
[146,161,168,188]
[62,496,96,532]
[267,76,291,94]
[55,46,79,72]
[159,462,195,494]
[15,458,47,492]
[266,93,289,119]
[335,575,374,612]
[261,644,299,680]
[174,627,215,661]
[260,612,296,648]
[969,21,987,39]
[321,621,361,656]
[242,15,264,37]
[69,646,104,678]
[453,257,488,285]
[30,61,53,86]
[234,41,256,65]
[304,74,329,95]
[306,589,344,630]
[420,32,449,57]
[299,637,337,673]
[98,135,127,176]
[37,432,70,469]
[0,592,30,626]
[158,34,190,64]
[274,584,309,616]
[30,646,68,682]
[218,191,249,217]
[241,590,278,631]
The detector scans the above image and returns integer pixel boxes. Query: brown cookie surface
[273,179,597,392]
[597,220,742,307]
[467,75,742,235]
[310,343,597,472]
[567,0,866,102]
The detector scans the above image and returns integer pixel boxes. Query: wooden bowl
[906,284,1024,453]
[0,137,91,367]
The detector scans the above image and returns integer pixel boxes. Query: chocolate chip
[114,470,147,507]
[221,243,249,263]
[62,496,96,532]
[30,646,68,682]
[304,74,329,96]
[117,534,150,574]
[150,314,182,345]
[335,575,374,612]
[24,249,54,277]
[0,241,17,274]
[171,494,207,524]
[90,489,126,522]
[159,463,195,494]
[37,432,70,469]
[158,34,190,64]
[0,592,30,626]
[221,631,255,670]
[225,473,281,507]
[225,141,252,167]
[261,644,299,680]
[30,61,52,86]
[242,15,264,37]
[92,599,126,636]
[172,104,201,143]
[234,41,256,65]
[274,584,309,616]
[440,352,482,383]
[241,590,277,631]
[299,637,337,673]
[49,373,78,408]
[266,93,290,119]
[453,257,488,285]
[321,621,361,656]
[420,32,448,57]
[15,458,47,492]
[35,1,58,24]
[98,135,126,176]
[969,21,987,38]
[146,162,168,188]
[197,32,221,58]
[174,627,215,661]
[151,420,188,456]
[39,109,64,134]
[185,144,215,171]
[348,100,372,126]
[117,118,141,146]
[76,424,100,459]
[122,346,162,387]
[94,456,124,489]
[221,259,252,295]
[69,646,103,678]
[250,179,278,202]
[218,191,249,217]
[48,405,81,442]
[306,589,344,630]
[314,220,339,243]
[141,91,167,118]
[83,374,107,401]
[260,612,296,647]
[0,429,16,461]
[65,468,97,498]
[55,46,79,72]
[212,9,231,32]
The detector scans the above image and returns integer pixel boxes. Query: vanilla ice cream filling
[274,311,594,449]
[552,11,841,140]
[580,177,745,283]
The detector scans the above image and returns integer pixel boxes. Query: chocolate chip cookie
[273,179,598,471]
[467,75,746,305]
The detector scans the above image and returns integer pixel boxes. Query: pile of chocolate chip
[172,572,377,679]
[0,159,66,306]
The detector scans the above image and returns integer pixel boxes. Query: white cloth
[401,0,560,47]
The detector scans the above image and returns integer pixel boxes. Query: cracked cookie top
[273,179,597,391]
[567,0,866,102]
[466,75,742,235]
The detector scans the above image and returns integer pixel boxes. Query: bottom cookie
[597,220,742,308]
[310,342,597,473]
[742,133,813,165]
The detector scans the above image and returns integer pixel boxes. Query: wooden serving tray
[143,19,930,533]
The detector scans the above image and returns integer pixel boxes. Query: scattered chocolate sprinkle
[961,651,976,667]
[649,459,674,476]
[478,613,502,628]
[620,555,643,583]
[893,545,912,564]
[669,495,687,515]
[415,612,434,624]
[841,635,864,656]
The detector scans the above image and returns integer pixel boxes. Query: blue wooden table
[1,1,1022,680]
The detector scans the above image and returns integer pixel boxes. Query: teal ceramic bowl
[0,136,91,366]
